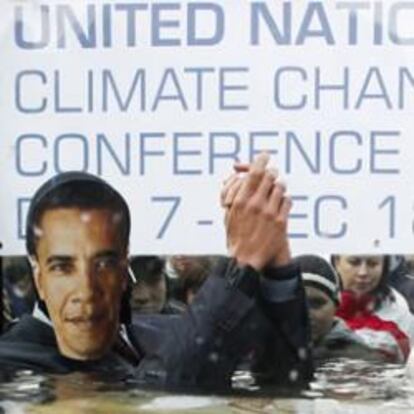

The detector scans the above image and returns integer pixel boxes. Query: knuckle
[247,200,261,214]
[263,209,274,221]
[264,171,276,182]
[272,187,283,200]
[250,169,263,181]
[233,198,245,210]
[280,198,292,214]
[273,184,283,194]
[275,216,287,226]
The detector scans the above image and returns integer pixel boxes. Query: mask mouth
[65,310,106,326]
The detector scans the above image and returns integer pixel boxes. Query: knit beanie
[293,254,340,305]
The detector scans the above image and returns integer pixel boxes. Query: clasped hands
[221,153,292,271]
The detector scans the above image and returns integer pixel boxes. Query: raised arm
[133,153,312,389]
[222,153,313,386]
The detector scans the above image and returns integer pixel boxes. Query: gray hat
[293,255,340,305]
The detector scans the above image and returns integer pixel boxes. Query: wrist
[225,259,261,298]
[234,255,264,272]
[263,262,300,280]
[230,244,265,271]
[272,245,292,267]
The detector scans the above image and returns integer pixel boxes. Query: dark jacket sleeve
[251,263,314,387]
[132,258,313,390]
[132,258,261,390]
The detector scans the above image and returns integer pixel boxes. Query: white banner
[1,0,414,255]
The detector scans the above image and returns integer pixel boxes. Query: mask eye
[48,261,73,275]
[95,256,119,273]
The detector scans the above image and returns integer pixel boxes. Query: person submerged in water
[0,154,313,390]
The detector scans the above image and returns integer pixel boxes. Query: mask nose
[72,264,100,304]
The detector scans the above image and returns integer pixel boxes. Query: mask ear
[120,269,127,293]
[120,260,132,325]
[28,255,45,300]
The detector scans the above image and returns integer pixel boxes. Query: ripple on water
[0,358,414,413]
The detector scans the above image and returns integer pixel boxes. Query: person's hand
[221,153,292,270]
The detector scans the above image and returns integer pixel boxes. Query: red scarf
[336,291,410,361]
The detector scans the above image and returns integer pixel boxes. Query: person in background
[402,258,414,376]
[332,255,414,363]
[165,255,216,305]
[2,257,35,328]
[0,154,313,389]
[404,255,414,275]
[129,256,185,316]
[295,255,377,363]
[388,255,414,314]
[2,288,12,332]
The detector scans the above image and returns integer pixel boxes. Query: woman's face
[334,255,384,296]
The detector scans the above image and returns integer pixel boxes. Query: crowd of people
[2,153,414,392]
[4,252,414,367]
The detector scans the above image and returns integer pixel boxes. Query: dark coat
[0,259,313,390]
[389,257,414,314]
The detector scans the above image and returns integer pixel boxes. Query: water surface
[1,358,414,413]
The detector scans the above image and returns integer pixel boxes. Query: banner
[1,0,414,254]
